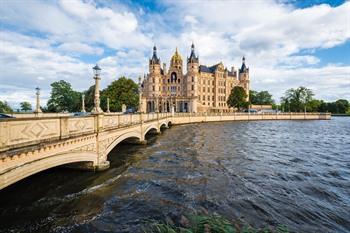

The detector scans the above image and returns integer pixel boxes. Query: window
[212,96,214,101]
[199,96,201,101]
[207,87,210,92]
[171,72,177,83]
[203,87,205,92]
[207,96,210,101]
[191,85,194,91]
[168,79,170,83]
[178,79,180,83]
[212,80,214,85]
[163,86,166,91]
[152,86,155,91]
[192,76,194,82]
[153,78,155,83]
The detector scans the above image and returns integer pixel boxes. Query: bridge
[0,112,330,189]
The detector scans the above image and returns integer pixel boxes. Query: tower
[147,45,161,111]
[239,56,250,101]
[149,45,161,74]
[186,43,199,112]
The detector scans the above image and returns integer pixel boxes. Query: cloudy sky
[0,0,349,109]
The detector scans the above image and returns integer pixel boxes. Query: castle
[140,43,249,113]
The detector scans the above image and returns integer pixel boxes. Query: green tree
[227,86,248,111]
[249,90,258,104]
[306,99,322,112]
[250,90,275,105]
[20,101,32,112]
[334,99,349,114]
[281,86,314,112]
[47,80,81,112]
[0,100,13,113]
[101,77,139,112]
[83,85,95,112]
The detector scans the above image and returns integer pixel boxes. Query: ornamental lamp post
[34,87,42,114]
[91,64,103,114]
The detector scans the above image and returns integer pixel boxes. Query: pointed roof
[150,44,160,64]
[239,56,248,73]
[187,42,199,63]
[171,47,183,64]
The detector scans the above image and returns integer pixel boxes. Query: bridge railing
[0,111,329,152]
[0,112,172,153]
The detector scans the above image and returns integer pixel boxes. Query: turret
[149,45,161,74]
[238,56,249,101]
[187,42,199,73]
[186,43,199,98]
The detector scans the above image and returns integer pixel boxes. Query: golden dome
[171,47,182,64]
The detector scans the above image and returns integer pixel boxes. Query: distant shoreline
[331,114,350,117]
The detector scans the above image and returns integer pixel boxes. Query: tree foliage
[0,100,13,113]
[83,85,95,112]
[101,77,139,112]
[250,90,274,105]
[47,80,81,112]
[318,99,349,114]
[227,86,248,111]
[20,101,32,112]
[280,86,314,112]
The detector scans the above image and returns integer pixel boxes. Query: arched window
[171,72,177,83]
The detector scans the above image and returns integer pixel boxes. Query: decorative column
[106,98,110,113]
[91,64,103,114]
[81,94,86,113]
[34,87,42,114]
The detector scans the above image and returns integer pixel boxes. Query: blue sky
[0,0,349,109]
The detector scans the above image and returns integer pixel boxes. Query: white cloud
[57,42,104,55]
[251,65,350,102]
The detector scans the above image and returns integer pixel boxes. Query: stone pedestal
[95,161,110,171]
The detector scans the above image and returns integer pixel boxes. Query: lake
[0,117,349,232]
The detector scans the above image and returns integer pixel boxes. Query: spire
[240,56,247,73]
[153,44,157,55]
[188,42,198,64]
[150,44,160,64]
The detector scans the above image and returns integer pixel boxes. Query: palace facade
[140,43,249,113]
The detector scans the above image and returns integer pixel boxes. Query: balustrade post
[117,114,120,127]
[60,117,69,139]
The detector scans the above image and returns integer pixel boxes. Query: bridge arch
[0,151,98,190]
[143,125,159,138]
[104,131,142,157]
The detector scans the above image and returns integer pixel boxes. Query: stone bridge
[0,112,330,189]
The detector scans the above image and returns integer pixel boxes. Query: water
[0,118,349,232]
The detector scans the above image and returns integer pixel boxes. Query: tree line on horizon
[227,86,349,114]
[0,80,349,114]
[0,77,139,114]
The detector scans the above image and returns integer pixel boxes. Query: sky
[0,0,349,109]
